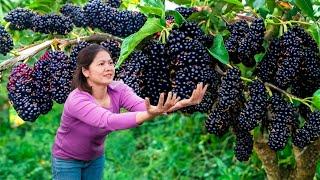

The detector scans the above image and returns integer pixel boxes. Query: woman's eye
[99,63,104,66]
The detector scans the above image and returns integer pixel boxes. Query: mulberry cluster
[165,23,218,113]
[8,64,41,121]
[257,26,319,94]
[105,0,122,8]
[31,52,53,114]
[255,39,281,83]
[176,7,198,18]
[60,4,88,27]
[293,111,320,148]
[205,67,244,137]
[0,25,14,55]
[7,50,75,121]
[100,39,121,61]
[237,18,266,67]
[268,94,296,151]
[117,50,148,95]
[4,8,36,30]
[234,131,253,161]
[205,107,232,136]
[47,51,73,104]
[166,7,198,21]
[31,14,73,35]
[217,68,243,109]
[69,41,92,71]
[237,80,268,131]
[225,19,265,66]
[83,0,146,37]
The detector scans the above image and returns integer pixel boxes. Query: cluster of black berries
[166,7,198,21]
[205,68,244,137]
[267,94,296,151]
[225,19,265,67]
[83,0,146,37]
[234,130,253,161]
[7,51,73,121]
[60,4,88,27]
[105,0,122,8]
[100,39,121,61]
[166,22,218,113]
[47,51,74,103]
[255,39,281,83]
[256,26,319,92]
[116,50,149,95]
[4,8,36,30]
[7,64,41,122]
[237,80,268,131]
[69,41,92,71]
[31,14,73,35]
[116,21,219,113]
[293,111,320,148]
[0,25,13,55]
[4,8,73,35]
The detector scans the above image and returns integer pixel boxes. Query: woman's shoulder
[66,88,93,104]
[108,80,130,92]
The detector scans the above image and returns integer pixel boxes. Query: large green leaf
[313,89,320,110]
[293,0,315,19]
[165,10,186,25]
[138,5,164,17]
[309,24,320,51]
[208,34,229,65]
[142,0,164,9]
[116,18,163,69]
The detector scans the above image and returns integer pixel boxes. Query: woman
[51,44,208,179]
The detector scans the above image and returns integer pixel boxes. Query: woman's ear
[82,67,89,78]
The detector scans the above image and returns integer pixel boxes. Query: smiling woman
[51,44,208,180]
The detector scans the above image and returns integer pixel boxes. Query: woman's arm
[120,83,147,111]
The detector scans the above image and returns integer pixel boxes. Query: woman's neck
[90,85,108,100]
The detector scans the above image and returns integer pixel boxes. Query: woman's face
[82,50,115,86]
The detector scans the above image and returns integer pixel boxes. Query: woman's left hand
[167,82,208,112]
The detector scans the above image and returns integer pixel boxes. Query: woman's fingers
[157,93,165,107]
[164,91,172,106]
[145,97,151,109]
[174,96,181,104]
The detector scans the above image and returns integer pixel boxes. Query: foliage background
[0,0,319,179]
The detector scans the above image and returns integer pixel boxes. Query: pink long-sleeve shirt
[52,81,146,161]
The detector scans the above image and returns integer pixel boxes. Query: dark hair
[71,44,111,94]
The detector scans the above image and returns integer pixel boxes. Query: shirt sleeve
[66,93,139,131]
[119,83,147,112]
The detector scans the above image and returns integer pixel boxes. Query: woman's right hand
[145,92,181,116]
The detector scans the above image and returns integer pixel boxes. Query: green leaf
[253,0,265,9]
[208,34,229,64]
[165,10,186,25]
[308,24,320,51]
[138,5,164,17]
[142,0,164,10]
[254,52,265,63]
[223,0,243,7]
[116,18,163,69]
[313,89,320,110]
[294,0,315,19]
[168,0,191,5]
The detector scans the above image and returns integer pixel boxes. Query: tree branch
[290,139,320,180]
[0,33,123,72]
[253,135,281,180]
[0,40,53,72]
